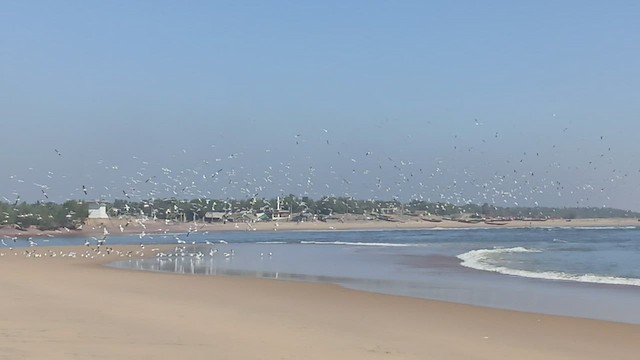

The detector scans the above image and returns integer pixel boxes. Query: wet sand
[0,245,638,359]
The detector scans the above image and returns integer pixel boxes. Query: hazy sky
[2,1,640,210]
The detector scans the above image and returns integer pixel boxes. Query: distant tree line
[407,201,639,220]
[0,200,87,230]
[107,196,405,221]
[1,197,638,230]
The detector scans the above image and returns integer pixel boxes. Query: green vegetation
[0,197,638,230]
[407,201,640,220]
[0,200,87,230]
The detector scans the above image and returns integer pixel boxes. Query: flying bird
[211,169,223,178]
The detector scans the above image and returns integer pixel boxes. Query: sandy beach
[0,245,638,359]
[2,216,639,240]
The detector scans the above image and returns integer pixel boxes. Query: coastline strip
[0,245,639,359]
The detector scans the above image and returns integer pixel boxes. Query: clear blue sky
[2,1,640,210]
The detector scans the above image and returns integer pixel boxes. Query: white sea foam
[458,247,640,287]
[300,241,413,247]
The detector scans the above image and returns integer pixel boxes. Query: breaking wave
[457,247,640,287]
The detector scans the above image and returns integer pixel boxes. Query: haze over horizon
[2,1,639,211]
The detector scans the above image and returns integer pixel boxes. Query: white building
[88,202,109,219]
[272,196,290,221]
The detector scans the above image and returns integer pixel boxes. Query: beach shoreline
[0,244,639,359]
[2,216,639,240]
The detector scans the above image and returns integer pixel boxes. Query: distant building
[378,206,398,215]
[227,211,257,223]
[272,197,290,221]
[88,202,109,219]
[204,211,227,223]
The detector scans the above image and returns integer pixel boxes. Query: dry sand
[3,216,639,240]
[0,245,639,359]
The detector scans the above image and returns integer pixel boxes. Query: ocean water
[9,227,640,323]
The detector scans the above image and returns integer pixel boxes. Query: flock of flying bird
[2,119,636,232]
[0,119,636,263]
[1,224,249,262]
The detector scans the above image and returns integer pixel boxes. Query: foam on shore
[458,247,640,287]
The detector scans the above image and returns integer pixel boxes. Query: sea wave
[256,241,288,244]
[457,247,640,287]
[300,241,414,247]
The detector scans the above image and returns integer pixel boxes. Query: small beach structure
[87,202,109,219]
[204,211,227,223]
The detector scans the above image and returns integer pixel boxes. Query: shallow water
[100,227,640,324]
